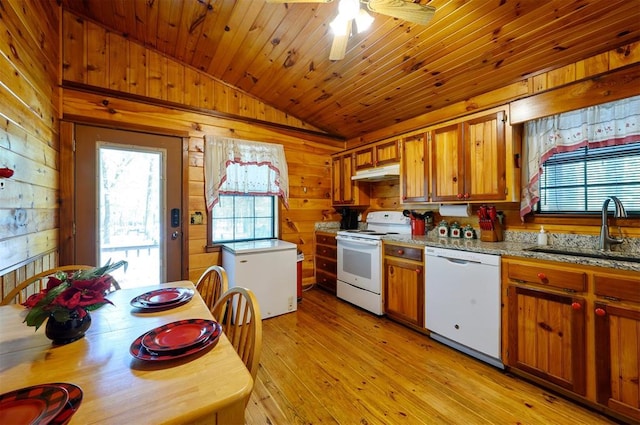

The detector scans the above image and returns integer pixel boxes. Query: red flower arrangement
[23,260,127,330]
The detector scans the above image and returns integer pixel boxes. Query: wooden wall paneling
[575,52,609,80]
[166,59,184,104]
[609,41,640,69]
[510,65,640,124]
[63,11,85,83]
[213,80,228,113]
[546,64,577,90]
[127,41,147,96]
[0,230,59,275]
[108,32,128,92]
[147,50,167,100]
[183,67,201,108]
[199,75,215,111]
[86,20,108,88]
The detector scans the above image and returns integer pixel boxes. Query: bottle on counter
[537,226,548,245]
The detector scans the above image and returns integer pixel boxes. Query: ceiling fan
[266,0,436,60]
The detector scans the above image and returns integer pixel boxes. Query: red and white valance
[204,135,289,210]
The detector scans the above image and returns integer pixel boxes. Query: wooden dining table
[0,281,253,424]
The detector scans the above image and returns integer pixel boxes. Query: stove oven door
[336,236,381,294]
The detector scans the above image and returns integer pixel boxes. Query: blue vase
[45,310,92,345]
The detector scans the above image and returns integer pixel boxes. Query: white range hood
[351,163,400,182]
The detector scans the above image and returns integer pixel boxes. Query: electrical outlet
[288,296,294,310]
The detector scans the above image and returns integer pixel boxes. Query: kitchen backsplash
[504,230,640,253]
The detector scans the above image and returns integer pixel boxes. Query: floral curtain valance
[204,135,289,210]
[520,95,640,219]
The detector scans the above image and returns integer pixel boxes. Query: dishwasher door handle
[440,257,482,265]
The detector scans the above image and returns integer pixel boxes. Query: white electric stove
[335,211,411,314]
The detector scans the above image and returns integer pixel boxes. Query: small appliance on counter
[338,207,359,230]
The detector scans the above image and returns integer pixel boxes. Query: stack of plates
[0,383,83,425]
[130,287,194,310]
[129,319,222,361]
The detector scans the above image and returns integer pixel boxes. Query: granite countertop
[384,234,640,272]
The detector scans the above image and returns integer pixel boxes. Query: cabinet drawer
[594,274,640,303]
[316,270,337,292]
[316,258,337,274]
[384,244,423,262]
[316,233,337,246]
[507,262,586,292]
[316,244,337,259]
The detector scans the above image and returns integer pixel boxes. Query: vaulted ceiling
[61,0,640,140]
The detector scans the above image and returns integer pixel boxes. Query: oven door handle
[336,235,381,246]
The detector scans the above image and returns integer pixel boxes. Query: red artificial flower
[22,292,46,309]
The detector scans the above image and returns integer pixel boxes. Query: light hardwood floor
[245,288,623,425]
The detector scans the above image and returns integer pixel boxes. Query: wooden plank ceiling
[61,0,640,139]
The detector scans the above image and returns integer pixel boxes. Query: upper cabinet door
[401,134,429,203]
[354,140,400,170]
[431,124,463,202]
[464,111,506,201]
[431,111,507,202]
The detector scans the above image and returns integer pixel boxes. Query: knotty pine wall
[0,0,62,298]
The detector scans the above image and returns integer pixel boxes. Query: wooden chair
[195,265,229,311]
[1,265,94,306]
[211,287,263,383]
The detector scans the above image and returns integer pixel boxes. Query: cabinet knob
[456,193,462,199]
[595,308,606,317]
[537,272,547,281]
[571,302,582,311]
[463,193,470,199]
[397,249,404,255]
[415,268,420,273]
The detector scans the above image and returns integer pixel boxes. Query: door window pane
[98,146,164,286]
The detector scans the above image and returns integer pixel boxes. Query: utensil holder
[480,221,503,242]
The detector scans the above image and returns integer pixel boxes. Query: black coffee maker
[339,208,359,230]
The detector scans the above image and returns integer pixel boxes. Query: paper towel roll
[439,203,470,217]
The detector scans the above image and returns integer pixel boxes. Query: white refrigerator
[222,239,297,319]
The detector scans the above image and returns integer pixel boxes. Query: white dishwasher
[425,247,503,369]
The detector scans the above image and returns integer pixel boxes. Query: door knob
[171,231,179,240]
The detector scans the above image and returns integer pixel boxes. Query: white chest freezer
[222,239,297,319]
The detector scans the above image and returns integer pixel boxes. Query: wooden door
[508,286,587,395]
[374,140,400,166]
[594,302,640,421]
[464,111,506,201]
[384,258,424,327]
[74,125,184,285]
[402,134,429,203]
[431,124,463,201]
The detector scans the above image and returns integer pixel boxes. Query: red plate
[141,319,215,353]
[50,383,83,425]
[0,384,69,425]
[130,288,194,309]
[130,320,222,361]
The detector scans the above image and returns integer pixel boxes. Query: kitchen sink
[524,246,640,263]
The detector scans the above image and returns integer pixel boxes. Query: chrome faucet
[599,196,627,251]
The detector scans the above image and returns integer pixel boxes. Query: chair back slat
[195,266,229,311]
[211,287,262,383]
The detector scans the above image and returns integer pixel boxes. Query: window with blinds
[536,142,640,214]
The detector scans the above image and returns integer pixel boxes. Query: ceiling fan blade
[266,0,333,3]
[329,19,352,60]
[366,0,436,25]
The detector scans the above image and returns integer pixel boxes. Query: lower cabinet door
[508,286,587,395]
[594,302,640,422]
[384,258,424,327]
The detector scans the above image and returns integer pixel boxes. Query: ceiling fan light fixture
[330,15,350,36]
[337,0,360,20]
[355,9,374,33]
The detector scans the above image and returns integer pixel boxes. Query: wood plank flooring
[245,288,622,424]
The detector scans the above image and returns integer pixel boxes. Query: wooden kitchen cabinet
[502,256,640,423]
[383,243,424,331]
[431,111,507,202]
[401,133,429,203]
[331,153,369,206]
[593,273,640,422]
[315,232,338,294]
[354,139,400,170]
